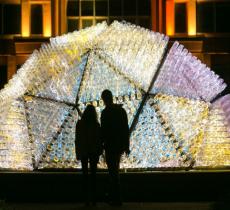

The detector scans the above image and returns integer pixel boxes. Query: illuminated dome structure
[0,21,229,171]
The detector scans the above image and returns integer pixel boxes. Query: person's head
[101,89,113,106]
[81,104,98,123]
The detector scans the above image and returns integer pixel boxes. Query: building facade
[0,0,230,92]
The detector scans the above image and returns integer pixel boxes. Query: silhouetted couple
[75,89,130,206]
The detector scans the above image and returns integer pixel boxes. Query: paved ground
[0,202,215,210]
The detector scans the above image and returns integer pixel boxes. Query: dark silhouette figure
[75,105,102,205]
[101,89,130,206]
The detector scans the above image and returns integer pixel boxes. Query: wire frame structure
[0,21,229,171]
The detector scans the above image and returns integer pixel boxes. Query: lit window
[67,0,151,32]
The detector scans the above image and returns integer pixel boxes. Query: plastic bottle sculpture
[0,21,229,171]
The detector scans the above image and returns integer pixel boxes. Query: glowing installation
[0,21,229,170]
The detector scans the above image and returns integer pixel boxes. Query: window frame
[66,0,151,32]
[196,0,230,36]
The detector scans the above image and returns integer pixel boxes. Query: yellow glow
[167,26,174,36]
[43,3,52,37]
[21,0,30,37]
[21,29,30,37]
[44,28,51,37]
[175,0,187,2]
[166,0,175,36]
[188,28,196,36]
[187,0,196,36]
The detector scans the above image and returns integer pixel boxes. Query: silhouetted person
[75,105,102,206]
[101,89,130,206]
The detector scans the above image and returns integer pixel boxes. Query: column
[51,0,59,36]
[166,0,174,36]
[59,0,68,35]
[21,0,30,37]
[159,0,166,33]
[43,2,52,37]
[151,0,157,31]
[187,0,196,36]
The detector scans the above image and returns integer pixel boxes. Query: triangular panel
[0,99,32,170]
[153,94,209,164]
[30,54,88,104]
[0,22,107,103]
[120,97,180,169]
[24,96,73,168]
[78,50,144,126]
[97,21,168,91]
[38,109,79,169]
[78,51,140,102]
[152,42,227,102]
[195,100,230,168]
